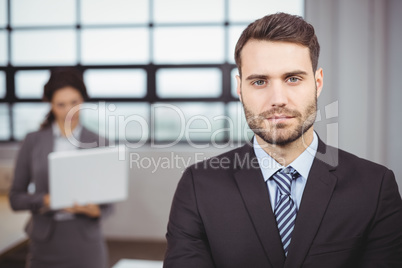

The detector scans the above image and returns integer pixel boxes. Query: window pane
[81,28,149,64]
[231,68,239,98]
[153,26,224,64]
[84,69,147,98]
[0,104,10,140]
[81,0,149,25]
[227,102,253,142]
[154,0,224,23]
[153,102,225,143]
[157,68,221,98]
[229,0,304,23]
[12,30,77,66]
[0,71,5,98]
[0,30,7,65]
[11,0,76,27]
[228,25,247,63]
[15,70,50,99]
[80,102,149,144]
[0,0,7,28]
[12,103,50,140]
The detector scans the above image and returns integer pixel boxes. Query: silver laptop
[48,145,128,210]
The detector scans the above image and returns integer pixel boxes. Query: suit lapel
[284,139,338,268]
[233,144,285,268]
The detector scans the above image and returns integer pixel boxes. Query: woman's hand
[39,194,52,214]
[43,194,51,208]
[63,203,101,218]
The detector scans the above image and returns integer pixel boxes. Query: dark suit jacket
[164,138,402,268]
[9,126,112,242]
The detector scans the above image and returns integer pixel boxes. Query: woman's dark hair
[40,68,89,129]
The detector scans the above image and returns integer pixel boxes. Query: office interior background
[0,0,401,266]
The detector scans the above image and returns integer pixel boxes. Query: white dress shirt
[52,122,83,221]
[52,122,83,152]
[253,132,318,211]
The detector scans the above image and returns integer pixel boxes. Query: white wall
[385,0,402,194]
[306,0,402,192]
[101,146,231,241]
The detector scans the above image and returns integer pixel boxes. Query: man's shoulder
[324,144,391,179]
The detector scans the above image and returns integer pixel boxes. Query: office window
[0,30,7,66]
[227,101,253,142]
[84,69,147,98]
[153,102,225,143]
[11,0,76,27]
[156,68,221,98]
[80,102,150,144]
[15,70,50,99]
[0,0,7,28]
[153,0,225,23]
[11,30,77,66]
[80,0,149,25]
[12,103,50,140]
[153,26,225,64]
[2,0,304,142]
[0,71,5,98]
[229,0,304,22]
[81,28,150,64]
[0,104,10,140]
[228,25,247,64]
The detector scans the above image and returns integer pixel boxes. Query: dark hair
[40,68,89,129]
[234,12,320,76]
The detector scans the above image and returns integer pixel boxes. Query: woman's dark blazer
[9,126,112,242]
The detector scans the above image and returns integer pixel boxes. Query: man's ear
[236,75,242,102]
[315,68,324,98]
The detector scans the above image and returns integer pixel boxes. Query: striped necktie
[272,167,299,256]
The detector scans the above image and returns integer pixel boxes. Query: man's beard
[242,93,317,146]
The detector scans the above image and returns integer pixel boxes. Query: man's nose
[269,82,288,108]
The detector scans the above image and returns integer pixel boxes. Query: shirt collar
[52,122,83,139]
[253,132,319,182]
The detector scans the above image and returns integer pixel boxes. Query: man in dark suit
[164,13,402,268]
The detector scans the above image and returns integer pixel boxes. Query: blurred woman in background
[9,68,111,268]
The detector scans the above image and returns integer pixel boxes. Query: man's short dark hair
[235,12,320,76]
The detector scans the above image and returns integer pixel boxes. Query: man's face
[236,40,323,146]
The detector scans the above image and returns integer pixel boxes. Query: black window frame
[0,0,305,145]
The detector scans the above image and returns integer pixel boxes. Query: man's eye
[288,77,300,83]
[253,80,265,86]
